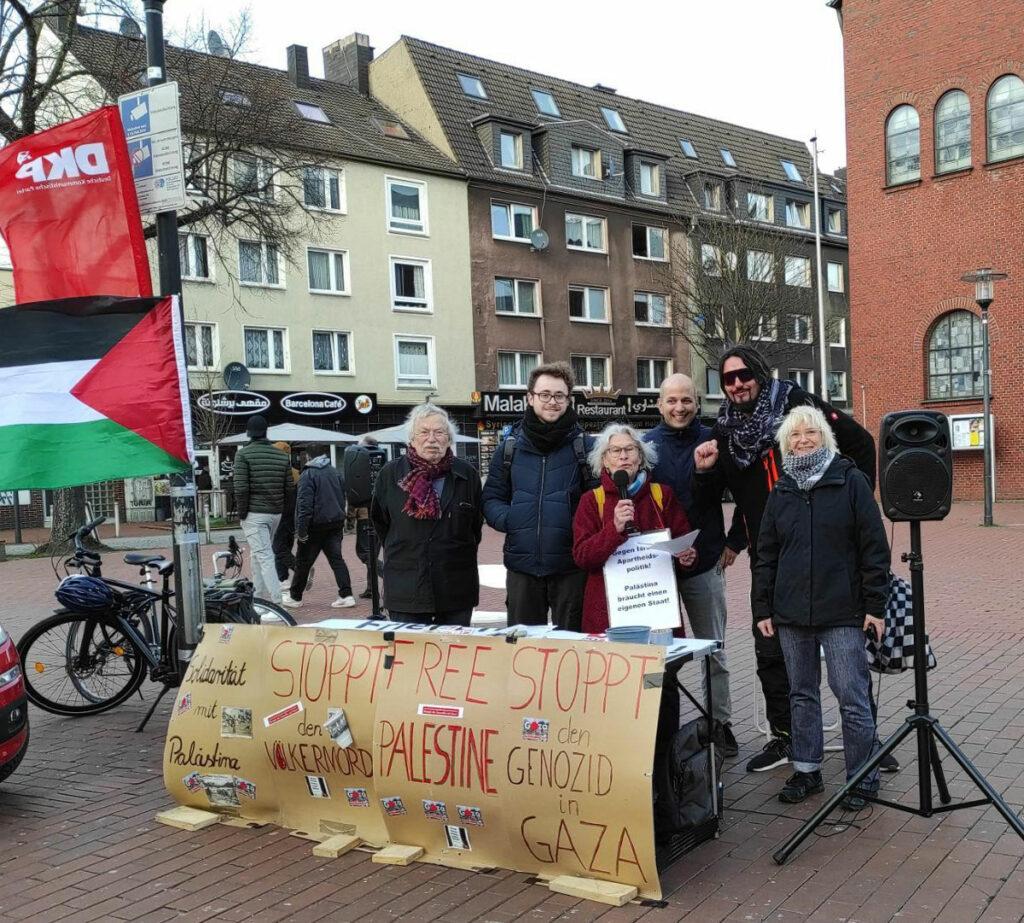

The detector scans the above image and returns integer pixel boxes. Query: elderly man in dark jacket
[482,362,594,630]
[281,453,354,610]
[234,415,293,603]
[372,404,483,625]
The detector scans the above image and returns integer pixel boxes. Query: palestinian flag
[0,295,193,489]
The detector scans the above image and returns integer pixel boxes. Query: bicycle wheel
[252,598,297,626]
[18,612,147,716]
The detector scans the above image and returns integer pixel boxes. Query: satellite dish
[223,362,251,390]
[530,229,550,251]
[207,30,230,57]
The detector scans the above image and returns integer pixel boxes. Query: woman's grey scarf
[782,447,835,491]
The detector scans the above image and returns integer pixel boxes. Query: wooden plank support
[312,834,362,858]
[155,806,223,832]
[548,875,638,906]
[371,844,424,866]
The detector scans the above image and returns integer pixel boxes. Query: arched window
[927,311,983,400]
[886,105,920,184]
[987,74,1024,161]
[934,90,971,173]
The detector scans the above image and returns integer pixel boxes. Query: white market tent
[361,423,480,444]
[218,423,360,446]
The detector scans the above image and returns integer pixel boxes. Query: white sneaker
[281,594,302,609]
[331,595,356,609]
[280,578,291,591]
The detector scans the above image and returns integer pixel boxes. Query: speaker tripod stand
[773,520,1024,864]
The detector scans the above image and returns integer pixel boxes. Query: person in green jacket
[233,415,293,602]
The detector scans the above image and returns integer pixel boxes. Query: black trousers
[388,608,473,627]
[506,569,587,631]
[289,526,352,601]
[272,517,296,582]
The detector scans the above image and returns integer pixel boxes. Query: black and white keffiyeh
[715,378,795,469]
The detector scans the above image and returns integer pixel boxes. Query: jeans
[241,512,281,602]
[289,526,352,601]
[506,569,587,630]
[679,568,731,724]
[777,624,879,791]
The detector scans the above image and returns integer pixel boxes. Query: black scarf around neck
[522,405,579,454]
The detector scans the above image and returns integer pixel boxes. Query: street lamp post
[960,268,1008,527]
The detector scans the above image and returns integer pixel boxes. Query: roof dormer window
[531,88,560,117]
[781,159,803,182]
[600,106,627,133]
[457,73,487,99]
[720,148,736,168]
[294,101,330,123]
[679,139,698,158]
[373,118,410,140]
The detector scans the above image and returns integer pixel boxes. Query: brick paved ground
[2,503,1024,922]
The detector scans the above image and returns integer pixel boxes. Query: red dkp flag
[0,106,152,303]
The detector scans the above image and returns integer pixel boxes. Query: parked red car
[0,621,28,783]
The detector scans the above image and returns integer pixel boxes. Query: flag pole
[144,0,205,675]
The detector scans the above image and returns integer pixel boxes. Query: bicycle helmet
[55,574,116,612]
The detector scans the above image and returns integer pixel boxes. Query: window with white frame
[565,213,606,251]
[695,308,726,340]
[781,159,803,182]
[829,316,847,347]
[752,315,778,341]
[987,75,1024,162]
[457,73,487,99]
[747,250,774,283]
[386,177,428,234]
[637,358,669,391]
[571,145,601,179]
[230,154,273,200]
[826,207,843,234]
[295,101,330,123]
[531,88,560,117]
[184,323,217,370]
[827,371,848,402]
[788,315,813,344]
[307,248,349,295]
[495,277,539,315]
[827,262,845,293]
[312,330,352,374]
[706,367,724,396]
[747,191,773,222]
[497,351,540,389]
[238,240,281,287]
[490,201,535,241]
[568,285,608,322]
[785,199,811,229]
[395,335,435,388]
[632,224,667,260]
[390,257,432,312]
[499,131,524,169]
[182,141,209,196]
[720,148,737,168]
[702,243,723,276]
[791,369,814,392]
[571,354,608,389]
[703,181,723,211]
[634,291,667,326]
[303,166,344,212]
[178,232,210,281]
[639,161,661,195]
[601,107,627,133]
[244,326,287,372]
[784,255,812,287]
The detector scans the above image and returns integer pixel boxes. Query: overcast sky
[160,0,848,173]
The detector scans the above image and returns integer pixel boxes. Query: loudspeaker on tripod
[342,445,388,508]
[878,411,953,522]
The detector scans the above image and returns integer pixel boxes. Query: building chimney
[323,33,374,96]
[287,44,310,90]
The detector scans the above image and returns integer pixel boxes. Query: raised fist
[694,440,719,471]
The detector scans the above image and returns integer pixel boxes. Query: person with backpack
[572,423,697,634]
[482,362,594,630]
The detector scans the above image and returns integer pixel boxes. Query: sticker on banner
[522,718,549,742]
[345,788,369,808]
[235,778,256,799]
[381,796,406,816]
[445,825,471,850]
[423,800,448,821]
[176,692,192,715]
[202,774,239,807]
[306,775,330,798]
[457,805,484,827]
[221,706,253,738]
[324,708,353,748]
[418,704,464,719]
[183,771,202,792]
[219,625,234,644]
[264,701,304,728]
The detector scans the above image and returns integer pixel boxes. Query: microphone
[612,470,638,535]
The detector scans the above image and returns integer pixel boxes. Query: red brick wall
[841,0,1024,498]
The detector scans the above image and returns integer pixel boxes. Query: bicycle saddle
[123,553,168,566]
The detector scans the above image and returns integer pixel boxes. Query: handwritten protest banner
[164,625,665,898]
[602,530,680,629]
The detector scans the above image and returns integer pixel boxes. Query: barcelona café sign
[196,390,376,419]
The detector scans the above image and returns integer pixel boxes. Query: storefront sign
[478,390,660,430]
[194,391,376,422]
[196,391,272,416]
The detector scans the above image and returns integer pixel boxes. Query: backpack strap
[651,482,664,511]
[596,482,663,520]
[501,435,517,492]
[572,434,595,490]
[594,486,606,519]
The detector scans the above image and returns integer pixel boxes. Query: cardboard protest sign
[603,530,681,628]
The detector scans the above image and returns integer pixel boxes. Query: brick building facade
[832,0,1024,498]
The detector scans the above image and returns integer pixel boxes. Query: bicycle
[18,517,295,727]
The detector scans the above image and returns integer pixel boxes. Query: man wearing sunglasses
[483,362,595,630]
[693,346,895,774]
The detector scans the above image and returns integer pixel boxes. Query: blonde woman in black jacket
[752,405,891,810]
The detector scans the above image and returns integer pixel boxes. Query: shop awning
[218,423,360,446]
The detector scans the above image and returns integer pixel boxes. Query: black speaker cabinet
[879,411,953,521]
[342,446,387,508]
